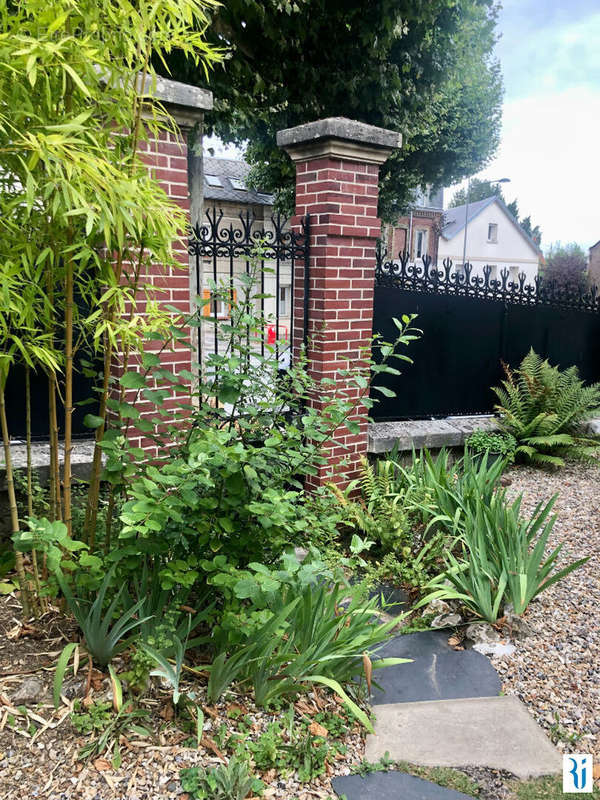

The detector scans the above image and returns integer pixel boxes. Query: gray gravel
[491,462,600,759]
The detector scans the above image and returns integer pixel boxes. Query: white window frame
[487,223,498,243]
[414,229,428,259]
[279,285,290,317]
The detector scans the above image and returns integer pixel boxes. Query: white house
[438,195,541,284]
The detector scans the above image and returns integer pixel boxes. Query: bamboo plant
[0,0,222,614]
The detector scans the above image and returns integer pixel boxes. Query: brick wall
[589,241,600,288]
[114,128,193,457]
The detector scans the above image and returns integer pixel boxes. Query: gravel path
[491,462,600,759]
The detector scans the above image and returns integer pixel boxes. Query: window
[487,223,498,243]
[279,285,290,317]
[205,174,222,187]
[509,265,519,283]
[488,264,498,281]
[455,263,466,280]
[414,229,428,258]
[229,178,247,191]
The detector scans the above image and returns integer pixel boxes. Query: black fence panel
[371,251,600,421]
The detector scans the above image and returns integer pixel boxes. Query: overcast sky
[447,0,600,251]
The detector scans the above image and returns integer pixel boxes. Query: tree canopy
[450,178,542,246]
[543,242,588,287]
[164,0,503,222]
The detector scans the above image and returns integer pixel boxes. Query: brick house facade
[383,187,444,262]
[589,240,600,287]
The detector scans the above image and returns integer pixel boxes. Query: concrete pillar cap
[277,117,401,164]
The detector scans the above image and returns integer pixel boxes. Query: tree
[544,243,588,287]
[450,178,542,246]
[164,0,503,221]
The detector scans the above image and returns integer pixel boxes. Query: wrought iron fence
[189,208,310,367]
[372,247,600,421]
[375,247,600,313]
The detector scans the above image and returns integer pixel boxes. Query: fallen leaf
[201,736,226,762]
[226,703,246,717]
[448,636,461,647]
[159,703,174,721]
[308,721,328,738]
[201,704,219,719]
[362,652,372,694]
[593,763,600,779]
[82,695,94,709]
[93,758,112,771]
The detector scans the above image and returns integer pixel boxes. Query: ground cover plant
[493,349,600,466]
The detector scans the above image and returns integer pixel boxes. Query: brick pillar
[277,118,401,489]
[115,80,212,457]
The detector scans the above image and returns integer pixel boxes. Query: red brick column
[277,118,401,489]
[112,80,212,457]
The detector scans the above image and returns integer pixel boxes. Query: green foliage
[465,430,517,460]
[544,241,588,287]
[56,566,152,666]
[169,0,502,221]
[419,490,589,623]
[78,705,151,760]
[493,349,600,466]
[205,557,410,725]
[180,758,264,800]
[140,626,188,705]
[71,701,113,735]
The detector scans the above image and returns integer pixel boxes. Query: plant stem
[25,365,42,616]
[0,384,32,618]
[63,249,74,538]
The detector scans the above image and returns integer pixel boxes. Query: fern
[493,349,600,466]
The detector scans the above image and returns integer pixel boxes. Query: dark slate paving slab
[372,630,501,705]
[368,582,410,616]
[332,770,475,799]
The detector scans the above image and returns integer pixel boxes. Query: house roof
[441,195,542,256]
[590,239,600,252]
[203,157,274,206]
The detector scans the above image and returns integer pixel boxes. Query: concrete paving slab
[332,770,475,799]
[372,632,501,705]
[366,696,561,779]
[447,415,500,441]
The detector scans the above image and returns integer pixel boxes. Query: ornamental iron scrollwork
[375,244,600,314]
[188,207,309,261]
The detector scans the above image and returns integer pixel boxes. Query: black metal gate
[371,250,600,421]
[189,207,310,369]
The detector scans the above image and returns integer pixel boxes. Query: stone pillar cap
[277,117,401,165]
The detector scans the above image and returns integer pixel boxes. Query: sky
[447,0,600,251]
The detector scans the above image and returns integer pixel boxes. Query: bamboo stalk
[25,365,42,616]
[63,253,74,538]
[0,383,32,618]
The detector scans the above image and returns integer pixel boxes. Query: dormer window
[230,178,247,191]
[488,223,498,243]
[205,174,222,187]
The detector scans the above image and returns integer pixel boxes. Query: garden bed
[0,591,365,799]
[492,462,600,758]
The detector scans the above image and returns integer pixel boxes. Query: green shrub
[465,430,516,460]
[492,349,600,466]
[180,758,264,800]
[419,489,588,623]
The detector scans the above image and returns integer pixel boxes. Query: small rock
[466,622,501,645]
[61,677,88,700]
[431,612,462,629]
[11,676,46,706]
[421,598,451,617]
[503,604,534,638]
[473,641,516,658]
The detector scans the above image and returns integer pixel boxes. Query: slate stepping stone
[371,631,501,704]
[366,696,562,779]
[332,770,475,799]
[368,582,410,616]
